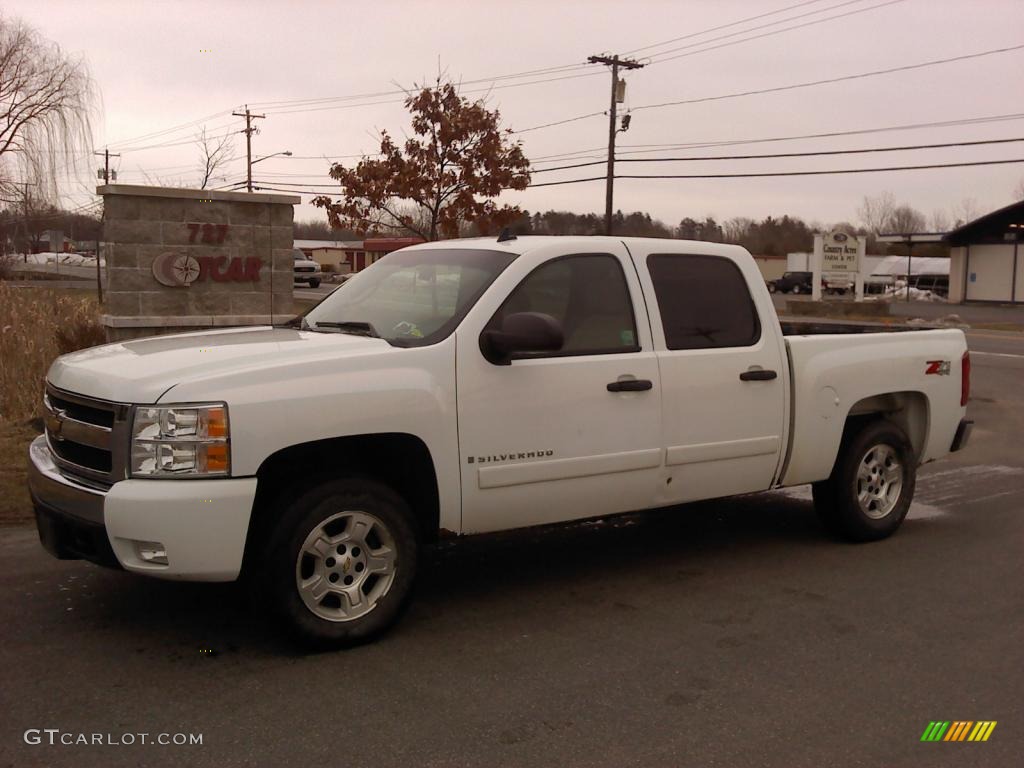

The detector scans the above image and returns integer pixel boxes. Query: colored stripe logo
[921,721,997,742]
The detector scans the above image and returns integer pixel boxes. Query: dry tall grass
[0,283,105,422]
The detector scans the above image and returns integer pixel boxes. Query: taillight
[961,350,971,406]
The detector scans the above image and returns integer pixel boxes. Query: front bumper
[28,435,258,581]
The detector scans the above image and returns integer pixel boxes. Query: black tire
[792,285,803,295]
[812,420,916,542]
[768,283,777,293]
[309,278,321,288]
[258,477,419,648]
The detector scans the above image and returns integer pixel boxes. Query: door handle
[739,369,777,381]
[607,379,653,392]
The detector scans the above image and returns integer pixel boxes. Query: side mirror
[480,312,564,365]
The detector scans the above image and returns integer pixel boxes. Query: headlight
[130,404,230,478]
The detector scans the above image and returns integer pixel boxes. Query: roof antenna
[497,227,517,243]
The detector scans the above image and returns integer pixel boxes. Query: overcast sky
[7,0,1024,229]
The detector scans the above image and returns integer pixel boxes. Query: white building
[945,200,1024,304]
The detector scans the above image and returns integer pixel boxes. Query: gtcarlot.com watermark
[24,729,202,746]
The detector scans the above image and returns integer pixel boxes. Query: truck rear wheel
[259,478,418,647]
[812,420,916,542]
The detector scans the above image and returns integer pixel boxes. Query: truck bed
[780,326,967,488]
[780,320,922,336]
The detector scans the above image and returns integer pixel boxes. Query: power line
[117,124,238,153]
[247,134,1024,186]
[525,157,1024,186]
[514,112,607,134]
[73,2,888,157]
[612,112,1024,155]
[102,109,236,151]
[522,43,1024,133]
[254,0,858,114]
[530,136,1024,173]
[636,43,1024,111]
[249,62,593,111]
[262,69,607,117]
[645,0,907,66]
[624,0,834,55]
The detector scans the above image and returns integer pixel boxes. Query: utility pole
[233,105,265,193]
[21,181,30,263]
[19,180,42,263]
[92,149,118,302]
[588,54,644,235]
[94,149,120,183]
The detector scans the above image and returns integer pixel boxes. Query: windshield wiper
[310,321,380,338]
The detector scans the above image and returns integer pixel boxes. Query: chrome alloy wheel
[856,444,904,519]
[295,511,397,621]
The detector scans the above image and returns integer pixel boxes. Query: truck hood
[47,326,390,403]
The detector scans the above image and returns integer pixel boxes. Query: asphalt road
[1,333,1022,768]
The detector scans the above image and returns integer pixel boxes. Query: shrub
[0,283,103,421]
[0,253,14,281]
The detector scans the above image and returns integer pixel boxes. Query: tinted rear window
[647,254,761,350]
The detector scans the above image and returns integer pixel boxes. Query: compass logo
[152,252,201,287]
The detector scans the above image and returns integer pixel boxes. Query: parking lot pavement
[294,282,338,303]
[1,337,1022,767]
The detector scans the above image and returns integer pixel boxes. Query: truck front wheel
[812,420,916,542]
[259,478,419,647]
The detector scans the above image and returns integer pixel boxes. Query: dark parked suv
[769,271,813,294]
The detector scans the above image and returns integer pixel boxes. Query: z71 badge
[925,360,951,375]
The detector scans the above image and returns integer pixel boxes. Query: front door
[456,242,663,534]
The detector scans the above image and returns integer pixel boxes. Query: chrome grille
[44,385,129,489]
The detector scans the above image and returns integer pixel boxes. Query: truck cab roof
[404,235,748,260]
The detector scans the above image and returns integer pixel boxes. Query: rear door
[628,243,788,504]
[455,242,663,533]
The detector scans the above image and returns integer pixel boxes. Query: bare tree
[951,197,980,228]
[722,216,753,243]
[829,220,859,235]
[196,126,235,189]
[856,191,896,234]
[886,204,926,234]
[929,208,951,232]
[0,14,97,203]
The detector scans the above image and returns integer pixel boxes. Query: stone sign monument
[811,230,866,301]
[97,184,300,341]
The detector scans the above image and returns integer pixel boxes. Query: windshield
[303,248,517,346]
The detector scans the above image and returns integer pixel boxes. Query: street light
[252,150,292,165]
[247,150,291,192]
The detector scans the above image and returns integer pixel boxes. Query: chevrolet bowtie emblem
[49,408,67,441]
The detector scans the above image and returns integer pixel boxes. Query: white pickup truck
[29,235,972,646]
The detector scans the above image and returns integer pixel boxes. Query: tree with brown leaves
[313,82,530,241]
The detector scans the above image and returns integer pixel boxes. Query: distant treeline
[297,209,950,257]
[495,210,949,257]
